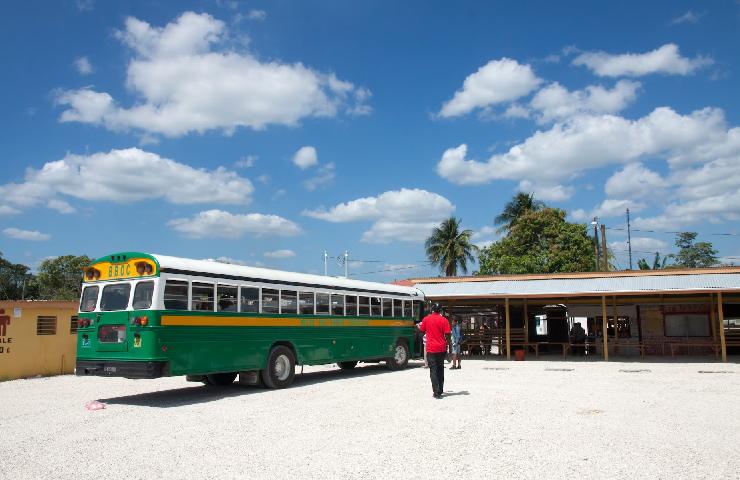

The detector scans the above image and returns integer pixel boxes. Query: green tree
[670,232,718,268]
[425,217,477,276]
[494,192,545,233]
[637,252,669,270]
[0,252,35,300]
[34,255,92,300]
[478,208,594,274]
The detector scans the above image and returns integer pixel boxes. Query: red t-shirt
[418,312,451,353]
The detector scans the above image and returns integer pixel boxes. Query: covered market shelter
[404,267,740,362]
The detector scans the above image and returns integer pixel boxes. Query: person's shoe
[433,393,443,399]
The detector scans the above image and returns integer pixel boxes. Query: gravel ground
[2,358,739,480]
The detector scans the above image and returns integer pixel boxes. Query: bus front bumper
[76,360,168,379]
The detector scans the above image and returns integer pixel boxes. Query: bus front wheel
[261,345,296,389]
[387,341,409,370]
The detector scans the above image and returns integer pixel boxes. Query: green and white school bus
[76,252,424,388]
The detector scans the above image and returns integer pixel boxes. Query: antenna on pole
[591,217,600,271]
[323,250,328,276]
[626,208,633,270]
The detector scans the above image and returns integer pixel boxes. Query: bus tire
[261,345,296,389]
[387,341,409,370]
[205,372,237,386]
[337,361,358,370]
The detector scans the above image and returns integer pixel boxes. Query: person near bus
[450,317,462,369]
[418,303,450,399]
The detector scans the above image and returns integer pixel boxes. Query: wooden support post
[718,292,727,363]
[709,293,717,341]
[523,298,529,345]
[602,296,609,361]
[612,296,618,355]
[505,298,511,360]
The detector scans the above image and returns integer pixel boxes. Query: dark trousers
[427,352,446,395]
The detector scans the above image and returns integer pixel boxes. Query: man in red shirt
[418,303,451,398]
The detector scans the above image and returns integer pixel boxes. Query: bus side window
[262,289,279,314]
[132,281,154,310]
[240,286,259,313]
[345,295,358,316]
[331,294,344,316]
[403,300,412,318]
[163,280,188,310]
[217,284,238,312]
[393,299,402,317]
[316,293,330,315]
[358,296,370,316]
[371,297,381,316]
[299,292,315,315]
[382,298,392,317]
[281,290,298,314]
[191,283,214,311]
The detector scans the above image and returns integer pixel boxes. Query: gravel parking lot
[2,358,739,480]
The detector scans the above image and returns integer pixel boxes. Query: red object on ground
[418,312,451,353]
[515,349,526,361]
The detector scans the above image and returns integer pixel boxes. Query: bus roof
[150,253,423,297]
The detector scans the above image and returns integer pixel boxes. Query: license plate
[104,366,117,373]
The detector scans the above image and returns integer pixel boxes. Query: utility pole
[600,224,608,271]
[626,208,633,270]
[344,250,349,278]
[323,250,328,276]
[592,218,600,271]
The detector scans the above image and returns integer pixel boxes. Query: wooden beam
[523,298,529,344]
[602,295,609,361]
[612,295,618,356]
[718,292,727,363]
[709,293,717,341]
[505,297,511,360]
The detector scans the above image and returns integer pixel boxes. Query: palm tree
[637,252,669,270]
[494,192,545,233]
[425,217,477,277]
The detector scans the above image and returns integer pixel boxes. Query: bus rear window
[132,281,154,310]
[101,284,131,311]
[80,286,99,312]
[164,280,188,310]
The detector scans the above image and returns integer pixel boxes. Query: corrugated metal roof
[415,273,740,298]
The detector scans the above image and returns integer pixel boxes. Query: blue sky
[1,0,739,280]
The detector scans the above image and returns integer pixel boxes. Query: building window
[37,316,57,335]
[665,314,710,337]
[70,316,78,334]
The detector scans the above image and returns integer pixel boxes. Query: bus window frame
[280,289,298,315]
[331,294,344,316]
[216,283,239,313]
[80,285,100,312]
[191,282,215,312]
[262,288,280,314]
[132,280,155,310]
[100,282,133,312]
[382,298,392,317]
[299,291,315,315]
[239,285,260,314]
[316,292,330,315]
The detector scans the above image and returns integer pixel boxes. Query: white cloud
[293,146,318,169]
[235,155,256,168]
[168,210,302,239]
[74,57,94,75]
[304,162,336,191]
[572,43,712,77]
[530,80,640,124]
[436,107,729,186]
[605,163,667,198]
[0,205,20,216]
[76,0,94,11]
[3,227,51,242]
[247,10,267,21]
[303,188,454,243]
[518,180,574,201]
[671,10,703,25]
[205,256,250,266]
[503,104,530,119]
[571,199,645,222]
[47,199,76,214]
[56,12,369,137]
[609,237,667,253]
[438,58,542,117]
[264,249,296,258]
[0,148,253,213]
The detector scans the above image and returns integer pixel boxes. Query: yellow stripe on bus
[160,315,413,328]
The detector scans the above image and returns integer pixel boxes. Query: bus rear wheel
[205,372,237,386]
[387,341,409,370]
[261,345,296,389]
[337,361,358,370]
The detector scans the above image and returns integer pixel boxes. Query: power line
[606,226,740,237]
